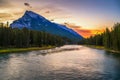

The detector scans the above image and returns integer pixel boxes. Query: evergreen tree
[79,23,120,51]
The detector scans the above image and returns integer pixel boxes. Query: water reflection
[0,45,120,80]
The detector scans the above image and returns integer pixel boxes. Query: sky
[0,0,120,37]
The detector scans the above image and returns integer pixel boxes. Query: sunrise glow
[0,0,120,37]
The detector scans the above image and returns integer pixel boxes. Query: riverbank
[84,45,120,53]
[0,46,55,53]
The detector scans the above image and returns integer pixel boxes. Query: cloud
[0,0,12,8]
[35,4,67,14]
[64,22,81,28]
[0,12,13,22]
[0,0,7,5]
[45,11,50,14]
[62,22,93,38]
[24,3,32,8]
[0,13,12,18]
[13,11,24,15]
[33,4,71,21]
[62,22,104,38]
[63,22,104,38]
[75,29,92,33]
[74,29,104,38]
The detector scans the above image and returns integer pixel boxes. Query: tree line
[0,25,71,48]
[78,23,120,51]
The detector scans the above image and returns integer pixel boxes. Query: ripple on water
[0,45,120,80]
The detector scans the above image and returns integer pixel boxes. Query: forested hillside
[0,25,71,48]
[79,23,120,51]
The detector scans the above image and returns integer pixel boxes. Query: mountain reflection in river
[0,45,120,80]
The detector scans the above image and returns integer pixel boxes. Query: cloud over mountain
[10,10,83,42]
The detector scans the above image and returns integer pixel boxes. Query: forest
[0,24,70,48]
[79,23,120,51]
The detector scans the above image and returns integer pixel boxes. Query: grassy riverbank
[85,45,120,53]
[0,46,55,53]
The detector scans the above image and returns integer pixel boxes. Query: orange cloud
[63,22,104,38]
[45,11,50,13]
[74,29,104,38]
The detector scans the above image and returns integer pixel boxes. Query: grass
[0,46,55,53]
[84,45,120,54]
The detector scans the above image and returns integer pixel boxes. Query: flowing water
[0,45,120,80]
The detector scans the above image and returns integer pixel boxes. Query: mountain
[10,10,83,42]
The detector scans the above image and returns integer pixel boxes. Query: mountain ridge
[10,10,83,42]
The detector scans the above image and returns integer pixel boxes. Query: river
[0,45,120,80]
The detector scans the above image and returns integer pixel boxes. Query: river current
[0,45,120,80]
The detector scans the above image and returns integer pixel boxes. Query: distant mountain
[10,10,83,42]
